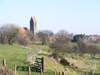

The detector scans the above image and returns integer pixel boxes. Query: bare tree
[37,31,49,45]
[0,24,18,45]
[88,45,100,57]
[50,30,72,53]
[77,39,88,55]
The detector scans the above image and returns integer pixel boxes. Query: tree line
[0,24,33,46]
[0,24,100,57]
[38,30,100,58]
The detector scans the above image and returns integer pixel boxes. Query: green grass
[0,44,100,75]
[2,43,100,75]
[0,44,79,75]
[0,44,29,68]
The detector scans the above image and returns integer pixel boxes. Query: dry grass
[0,66,14,75]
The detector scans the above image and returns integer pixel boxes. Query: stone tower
[30,16,37,36]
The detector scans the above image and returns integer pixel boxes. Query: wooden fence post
[55,71,56,75]
[2,59,6,67]
[14,64,16,75]
[62,72,65,75]
[28,66,31,75]
[59,72,61,75]
[41,57,44,72]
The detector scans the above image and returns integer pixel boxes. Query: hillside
[0,44,79,75]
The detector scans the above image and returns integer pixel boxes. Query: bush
[60,57,70,66]
[0,66,14,75]
[16,33,30,46]
[51,52,59,59]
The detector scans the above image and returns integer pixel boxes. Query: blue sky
[0,0,100,34]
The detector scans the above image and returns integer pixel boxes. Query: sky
[0,0,100,34]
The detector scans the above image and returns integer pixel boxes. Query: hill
[0,44,79,75]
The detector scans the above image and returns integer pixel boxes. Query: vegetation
[0,25,100,75]
[0,24,18,45]
[0,44,80,75]
[0,43,100,75]
[0,24,33,46]
[37,31,49,45]
[37,30,53,45]
[72,34,85,42]
[0,66,13,75]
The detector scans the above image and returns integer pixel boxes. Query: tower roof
[31,16,37,25]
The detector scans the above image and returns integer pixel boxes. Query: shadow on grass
[17,66,41,72]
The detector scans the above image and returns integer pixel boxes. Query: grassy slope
[70,42,100,74]
[65,53,100,75]
[0,44,29,68]
[0,44,79,75]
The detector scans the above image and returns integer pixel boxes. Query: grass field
[64,53,100,75]
[0,44,100,75]
[0,44,79,75]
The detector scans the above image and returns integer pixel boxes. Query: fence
[1,59,97,75]
[1,59,67,75]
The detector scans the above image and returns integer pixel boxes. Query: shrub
[60,57,70,66]
[0,66,14,75]
[16,33,30,46]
